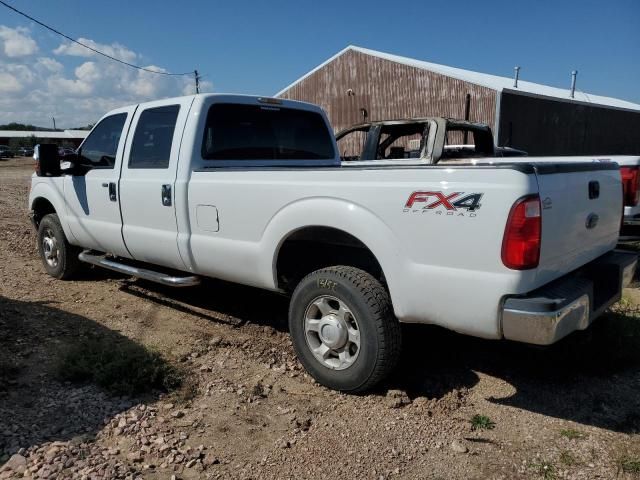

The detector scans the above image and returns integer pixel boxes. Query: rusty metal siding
[498,92,640,155]
[280,49,497,136]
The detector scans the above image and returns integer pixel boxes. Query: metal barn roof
[276,45,640,112]
[0,129,89,139]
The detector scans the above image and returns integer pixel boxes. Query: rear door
[534,162,621,284]
[63,106,136,256]
[119,97,193,270]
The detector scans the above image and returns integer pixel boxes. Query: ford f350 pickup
[29,95,636,392]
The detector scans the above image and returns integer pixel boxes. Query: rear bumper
[501,250,637,345]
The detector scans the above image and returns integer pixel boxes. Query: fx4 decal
[403,191,483,216]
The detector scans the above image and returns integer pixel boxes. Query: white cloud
[0,26,38,57]
[0,72,21,93]
[182,78,213,96]
[47,76,93,97]
[75,61,101,82]
[53,37,137,63]
[0,28,211,127]
[5,63,34,84]
[35,57,64,73]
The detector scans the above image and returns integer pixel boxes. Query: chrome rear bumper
[501,250,637,345]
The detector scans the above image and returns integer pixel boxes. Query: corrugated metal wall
[279,49,497,136]
[498,91,640,156]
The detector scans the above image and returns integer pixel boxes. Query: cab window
[78,113,127,168]
[129,105,180,169]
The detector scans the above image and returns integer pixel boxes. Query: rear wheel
[37,213,81,279]
[288,266,401,392]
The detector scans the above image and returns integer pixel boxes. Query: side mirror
[34,144,61,177]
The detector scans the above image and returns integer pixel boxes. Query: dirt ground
[1,157,639,479]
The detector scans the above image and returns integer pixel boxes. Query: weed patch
[560,428,585,440]
[56,337,182,396]
[470,414,495,431]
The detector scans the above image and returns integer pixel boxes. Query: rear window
[202,103,334,161]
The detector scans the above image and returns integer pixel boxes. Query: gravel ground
[1,157,639,479]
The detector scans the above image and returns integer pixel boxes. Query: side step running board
[78,251,201,287]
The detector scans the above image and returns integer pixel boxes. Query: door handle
[161,184,172,206]
[108,182,117,202]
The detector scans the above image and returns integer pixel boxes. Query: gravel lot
[1,157,639,479]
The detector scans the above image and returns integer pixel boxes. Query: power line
[0,0,194,77]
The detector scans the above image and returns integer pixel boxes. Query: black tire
[288,266,401,392]
[37,213,81,280]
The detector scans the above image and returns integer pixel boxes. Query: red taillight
[620,166,640,207]
[502,195,541,270]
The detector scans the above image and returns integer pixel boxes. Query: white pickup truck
[29,94,637,392]
[613,156,640,229]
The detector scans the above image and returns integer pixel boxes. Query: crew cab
[29,95,636,392]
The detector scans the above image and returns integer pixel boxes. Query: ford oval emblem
[586,213,599,229]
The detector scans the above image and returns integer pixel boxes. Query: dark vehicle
[0,145,15,158]
[15,147,35,157]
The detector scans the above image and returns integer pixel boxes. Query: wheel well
[31,197,56,227]
[276,227,384,291]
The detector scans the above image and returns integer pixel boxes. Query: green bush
[470,414,496,430]
[56,337,182,396]
[619,457,640,474]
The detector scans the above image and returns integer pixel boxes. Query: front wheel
[288,266,401,392]
[37,213,81,280]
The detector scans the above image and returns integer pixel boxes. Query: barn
[276,46,640,156]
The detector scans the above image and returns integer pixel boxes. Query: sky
[0,0,638,128]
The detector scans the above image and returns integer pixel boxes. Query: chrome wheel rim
[304,295,360,370]
[42,228,59,268]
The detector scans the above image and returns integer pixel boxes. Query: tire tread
[293,265,401,392]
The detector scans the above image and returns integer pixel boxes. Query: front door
[63,106,137,257]
[118,97,193,271]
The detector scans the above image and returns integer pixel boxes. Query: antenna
[194,70,200,94]
[513,66,521,88]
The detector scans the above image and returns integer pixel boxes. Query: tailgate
[534,162,621,285]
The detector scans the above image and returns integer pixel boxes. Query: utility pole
[194,70,200,94]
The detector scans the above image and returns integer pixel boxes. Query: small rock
[4,454,26,471]
[44,446,60,460]
[163,403,175,410]
[450,440,468,454]
[278,439,290,449]
[386,390,411,409]
[127,452,144,463]
[186,459,197,468]
[172,410,185,419]
[203,454,220,466]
